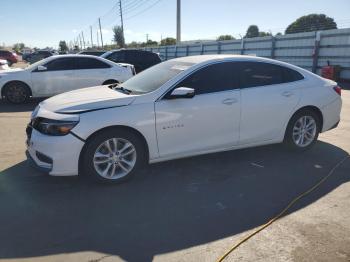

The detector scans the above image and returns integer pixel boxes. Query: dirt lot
[0,88,349,262]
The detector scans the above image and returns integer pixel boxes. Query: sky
[0,0,350,49]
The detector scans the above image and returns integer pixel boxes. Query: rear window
[238,62,304,88]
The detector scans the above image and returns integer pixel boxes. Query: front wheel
[284,110,320,151]
[3,82,30,104]
[81,129,146,183]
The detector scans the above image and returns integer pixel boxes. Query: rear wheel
[81,129,146,184]
[284,110,320,151]
[3,82,30,104]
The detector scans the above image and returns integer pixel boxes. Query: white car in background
[0,55,135,103]
[0,59,9,70]
[26,55,342,184]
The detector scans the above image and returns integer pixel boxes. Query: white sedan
[26,55,342,183]
[0,54,134,103]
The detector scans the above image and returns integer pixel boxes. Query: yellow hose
[217,155,349,262]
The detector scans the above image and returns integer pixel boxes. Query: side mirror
[168,87,195,99]
[37,65,47,71]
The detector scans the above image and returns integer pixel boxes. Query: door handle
[222,98,238,105]
[281,91,293,97]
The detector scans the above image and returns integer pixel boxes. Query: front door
[31,57,76,96]
[155,62,241,158]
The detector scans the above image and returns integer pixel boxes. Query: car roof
[49,54,102,58]
[172,54,311,74]
[107,49,156,53]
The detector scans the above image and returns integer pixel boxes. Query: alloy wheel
[93,138,137,179]
[6,85,27,103]
[292,116,317,147]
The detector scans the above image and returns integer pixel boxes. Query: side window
[76,58,111,69]
[126,50,137,62]
[282,67,304,82]
[108,51,125,62]
[44,58,75,71]
[176,62,238,95]
[239,62,284,88]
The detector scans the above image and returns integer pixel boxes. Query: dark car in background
[0,50,18,66]
[101,49,161,73]
[78,50,106,56]
[27,50,56,63]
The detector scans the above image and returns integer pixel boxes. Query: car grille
[26,123,33,140]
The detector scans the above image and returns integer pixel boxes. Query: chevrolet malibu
[26,55,342,183]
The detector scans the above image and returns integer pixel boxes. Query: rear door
[238,61,303,145]
[74,57,112,88]
[31,57,76,95]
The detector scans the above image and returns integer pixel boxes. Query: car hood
[40,85,137,114]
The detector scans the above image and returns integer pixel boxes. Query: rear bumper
[321,97,342,132]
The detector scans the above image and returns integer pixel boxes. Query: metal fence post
[312,31,321,73]
[218,41,221,54]
[200,44,204,55]
[165,46,168,60]
[175,46,178,58]
[271,36,276,59]
[186,45,189,56]
[240,38,245,55]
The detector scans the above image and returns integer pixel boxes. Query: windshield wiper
[109,83,132,94]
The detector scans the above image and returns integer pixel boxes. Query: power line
[124,0,164,20]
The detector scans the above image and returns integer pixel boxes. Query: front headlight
[33,118,79,136]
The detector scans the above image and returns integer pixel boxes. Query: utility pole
[90,26,94,48]
[146,34,149,43]
[176,0,181,44]
[96,30,100,48]
[81,31,86,50]
[98,18,104,49]
[119,0,125,46]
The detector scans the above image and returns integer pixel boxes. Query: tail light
[333,85,341,96]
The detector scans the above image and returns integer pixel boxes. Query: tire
[81,128,146,184]
[7,60,13,67]
[3,82,31,104]
[284,109,320,151]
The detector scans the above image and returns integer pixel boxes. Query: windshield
[120,60,194,94]
[25,57,51,70]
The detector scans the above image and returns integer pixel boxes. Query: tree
[285,14,337,34]
[160,37,176,46]
[59,41,68,52]
[13,43,25,53]
[217,35,235,41]
[127,41,140,48]
[258,31,271,37]
[141,39,158,47]
[245,25,259,38]
[113,26,125,48]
